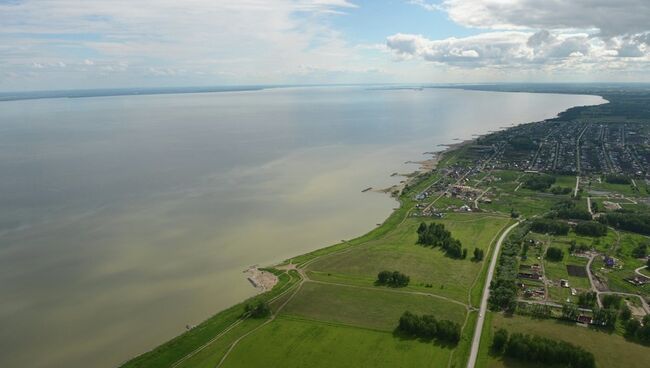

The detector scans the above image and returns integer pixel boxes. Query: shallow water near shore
[0,86,604,368]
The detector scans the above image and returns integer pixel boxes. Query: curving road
[466,221,520,368]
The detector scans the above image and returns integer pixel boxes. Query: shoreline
[120,89,610,367]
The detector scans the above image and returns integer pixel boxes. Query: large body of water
[0,86,604,368]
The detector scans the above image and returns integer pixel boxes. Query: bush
[376,270,410,287]
[545,247,564,262]
[620,305,632,321]
[575,221,608,237]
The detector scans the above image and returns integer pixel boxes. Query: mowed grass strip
[280,282,466,331]
[306,214,510,303]
[220,316,452,368]
[487,314,650,368]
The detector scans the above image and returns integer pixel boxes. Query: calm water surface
[0,87,604,367]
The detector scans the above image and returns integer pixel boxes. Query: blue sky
[1,0,649,91]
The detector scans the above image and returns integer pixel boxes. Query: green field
[220,317,452,368]
[484,314,650,368]
[281,282,467,331]
[305,213,511,303]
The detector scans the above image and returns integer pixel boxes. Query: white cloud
[442,0,650,37]
[387,0,650,75]
[0,0,370,90]
[386,30,650,72]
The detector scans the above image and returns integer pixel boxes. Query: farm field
[482,313,650,368]
[280,282,467,331]
[220,317,452,368]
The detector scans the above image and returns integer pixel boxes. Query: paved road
[466,221,520,368]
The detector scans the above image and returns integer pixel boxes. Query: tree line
[417,222,466,259]
[488,228,526,311]
[491,329,595,368]
[599,212,650,236]
[397,311,461,344]
[575,221,608,237]
[530,219,569,235]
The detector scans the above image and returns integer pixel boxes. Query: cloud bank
[388,0,650,75]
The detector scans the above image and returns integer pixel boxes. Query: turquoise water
[0,86,604,367]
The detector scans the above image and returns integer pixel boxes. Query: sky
[1,0,650,91]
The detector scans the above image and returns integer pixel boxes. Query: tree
[625,319,641,337]
[562,303,579,321]
[377,270,392,284]
[245,300,271,318]
[491,328,508,353]
[602,294,622,310]
[473,247,484,261]
[545,247,564,262]
[575,221,608,237]
[620,305,632,321]
[593,307,617,329]
[577,292,597,308]
[461,248,468,259]
[376,270,410,287]
[631,243,647,258]
[647,258,650,268]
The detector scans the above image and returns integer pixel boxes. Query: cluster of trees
[530,219,569,235]
[625,315,650,344]
[417,222,466,259]
[473,247,485,261]
[545,246,564,262]
[605,174,631,184]
[509,136,537,150]
[376,270,410,287]
[569,241,590,254]
[592,307,618,329]
[577,292,597,308]
[556,208,592,220]
[491,330,595,368]
[523,175,556,191]
[631,243,648,258]
[244,300,271,318]
[599,213,650,236]
[550,186,573,195]
[488,238,522,312]
[575,221,608,237]
[397,311,461,344]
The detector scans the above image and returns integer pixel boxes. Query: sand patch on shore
[244,266,278,292]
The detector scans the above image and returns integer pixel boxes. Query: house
[604,257,616,268]
[577,315,593,325]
